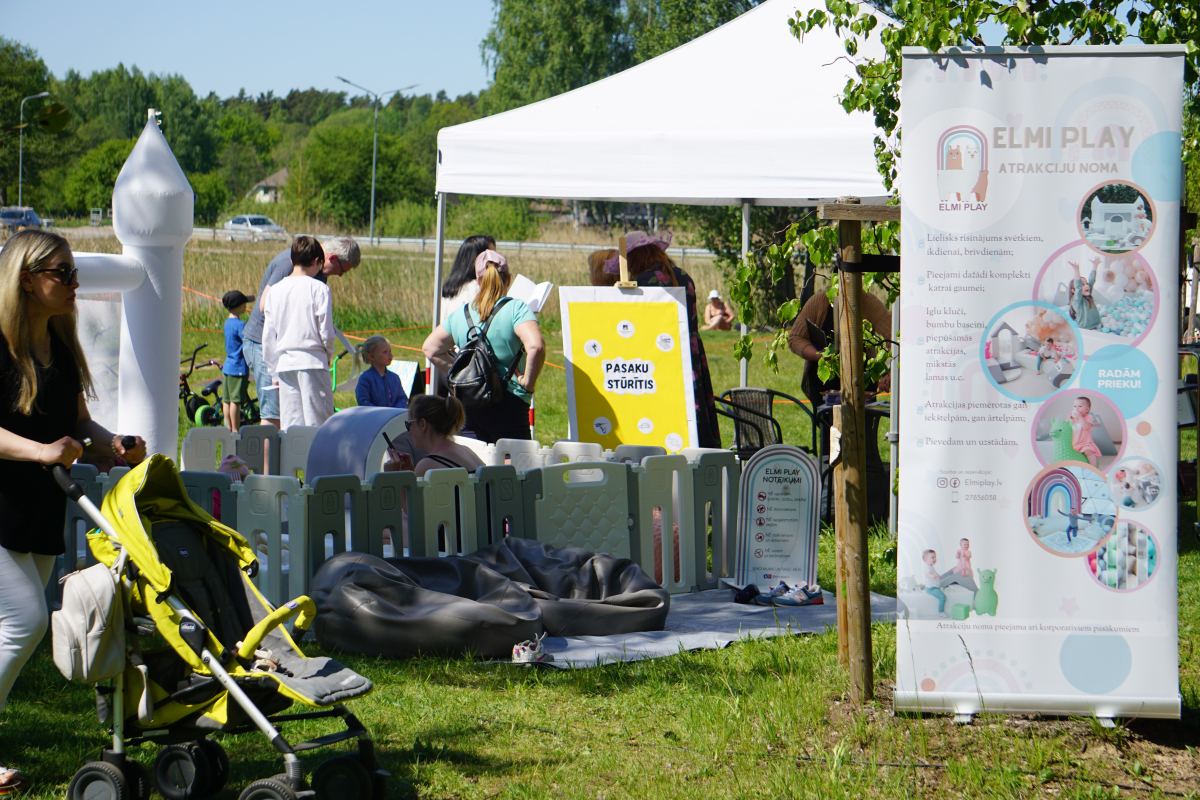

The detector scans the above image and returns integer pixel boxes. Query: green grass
[7,513,1197,799]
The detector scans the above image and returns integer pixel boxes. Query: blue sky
[6,0,497,100]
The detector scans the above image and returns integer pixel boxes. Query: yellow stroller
[53,455,384,800]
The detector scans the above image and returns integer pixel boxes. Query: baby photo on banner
[559,286,698,451]
[897,45,1184,719]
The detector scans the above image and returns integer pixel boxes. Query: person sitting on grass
[354,335,407,409]
[221,290,254,432]
[384,395,484,478]
[702,290,735,331]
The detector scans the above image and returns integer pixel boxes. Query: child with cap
[222,289,255,432]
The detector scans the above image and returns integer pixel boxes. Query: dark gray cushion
[309,541,670,658]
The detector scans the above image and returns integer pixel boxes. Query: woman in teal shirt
[422,251,546,442]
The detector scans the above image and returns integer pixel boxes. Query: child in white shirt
[262,236,336,429]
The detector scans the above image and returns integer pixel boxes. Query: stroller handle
[52,464,85,502]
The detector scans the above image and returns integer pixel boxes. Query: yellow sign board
[559,286,697,452]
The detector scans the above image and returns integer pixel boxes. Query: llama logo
[937,126,989,204]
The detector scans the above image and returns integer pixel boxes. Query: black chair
[714,387,818,461]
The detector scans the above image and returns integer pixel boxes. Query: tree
[480,0,636,113]
[188,171,228,224]
[62,138,134,213]
[0,37,57,206]
[731,0,1199,369]
[633,0,765,60]
[296,126,429,228]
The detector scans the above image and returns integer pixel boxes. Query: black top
[0,332,81,555]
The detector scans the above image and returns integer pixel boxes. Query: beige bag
[52,559,126,683]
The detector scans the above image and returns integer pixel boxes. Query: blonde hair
[355,335,389,369]
[588,249,618,287]
[409,394,466,438]
[472,264,513,320]
[0,229,93,414]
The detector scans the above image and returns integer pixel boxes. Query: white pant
[278,369,334,430]
[0,549,55,712]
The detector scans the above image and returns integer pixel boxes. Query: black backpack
[448,298,524,408]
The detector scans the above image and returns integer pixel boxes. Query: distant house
[248,168,288,204]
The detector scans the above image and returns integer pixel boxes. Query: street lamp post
[336,77,417,246]
[18,92,50,207]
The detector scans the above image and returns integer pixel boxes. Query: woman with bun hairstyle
[0,230,147,792]
[423,250,546,443]
[385,395,485,477]
[605,232,721,448]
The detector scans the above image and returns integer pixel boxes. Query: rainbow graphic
[936,125,989,202]
[1027,467,1082,518]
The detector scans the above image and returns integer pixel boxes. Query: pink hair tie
[474,250,508,278]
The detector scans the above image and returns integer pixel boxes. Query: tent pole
[740,201,751,388]
[888,299,900,536]
[430,192,447,389]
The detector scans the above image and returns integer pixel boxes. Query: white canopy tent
[432,0,890,383]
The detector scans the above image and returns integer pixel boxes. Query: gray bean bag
[308,552,542,658]
[309,540,669,658]
[465,538,670,637]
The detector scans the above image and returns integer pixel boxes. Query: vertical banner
[898,46,1184,718]
[560,287,697,451]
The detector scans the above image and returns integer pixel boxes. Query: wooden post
[817,198,900,704]
[616,235,636,289]
[831,405,849,668]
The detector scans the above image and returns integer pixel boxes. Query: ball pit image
[1034,242,1158,347]
[1108,458,1163,510]
[1087,522,1157,591]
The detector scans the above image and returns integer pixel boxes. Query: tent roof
[435,0,890,207]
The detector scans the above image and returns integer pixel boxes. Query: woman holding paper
[608,232,721,449]
[423,251,546,443]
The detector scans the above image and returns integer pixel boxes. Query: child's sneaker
[754,581,792,606]
[512,633,554,664]
[733,584,761,604]
[773,583,825,606]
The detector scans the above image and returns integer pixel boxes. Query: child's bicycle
[180,343,261,427]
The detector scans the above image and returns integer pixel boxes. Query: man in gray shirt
[243,236,361,427]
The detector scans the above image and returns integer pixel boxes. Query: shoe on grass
[771,583,825,607]
[512,632,554,664]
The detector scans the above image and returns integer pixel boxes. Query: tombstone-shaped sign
[734,445,821,588]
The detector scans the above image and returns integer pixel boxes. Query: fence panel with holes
[55,441,738,609]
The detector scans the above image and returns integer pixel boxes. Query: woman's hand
[383,449,413,472]
[115,435,147,464]
[39,436,83,468]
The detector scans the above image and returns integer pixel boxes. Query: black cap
[222,290,255,310]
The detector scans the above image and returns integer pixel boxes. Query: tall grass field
[8,235,1197,798]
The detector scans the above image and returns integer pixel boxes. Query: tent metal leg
[430,192,447,388]
[888,300,900,536]
[740,201,751,388]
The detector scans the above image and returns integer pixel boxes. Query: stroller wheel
[68,761,129,800]
[311,755,372,800]
[238,777,298,800]
[154,742,212,800]
[199,740,230,794]
[123,760,152,800]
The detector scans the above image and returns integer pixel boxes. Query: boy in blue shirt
[221,290,255,432]
[354,335,407,409]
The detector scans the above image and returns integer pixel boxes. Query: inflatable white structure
[74,110,191,459]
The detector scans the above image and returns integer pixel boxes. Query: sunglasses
[32,264,79,285]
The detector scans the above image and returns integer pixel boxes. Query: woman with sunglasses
[0,230,146,793]
[383,395,483,478]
